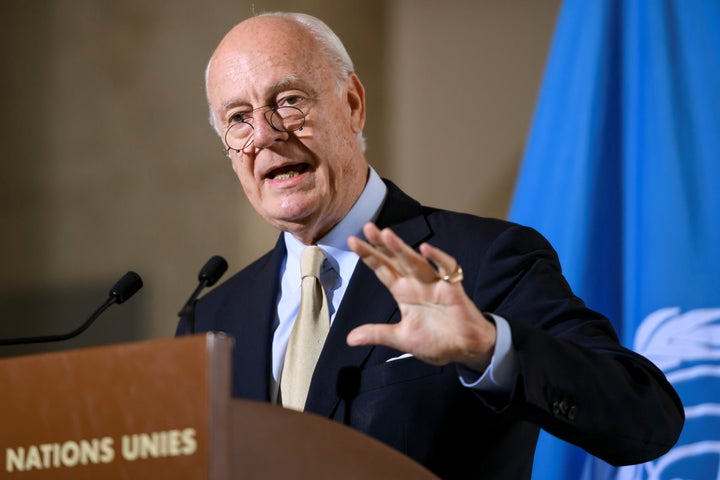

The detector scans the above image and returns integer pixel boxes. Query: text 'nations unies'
[5,428,197,473]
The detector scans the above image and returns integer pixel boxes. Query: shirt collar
[283,166,387,277]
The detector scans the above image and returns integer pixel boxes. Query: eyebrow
[221,74,315,110]
[270,75,302,93]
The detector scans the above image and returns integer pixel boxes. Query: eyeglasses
[224,105,306,154]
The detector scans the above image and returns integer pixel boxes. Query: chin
[264,207,316,230]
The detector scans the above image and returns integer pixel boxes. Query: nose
[251,109,288,149]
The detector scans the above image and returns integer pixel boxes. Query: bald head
[206,13,355,133]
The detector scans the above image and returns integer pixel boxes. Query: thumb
[346,324,398,348]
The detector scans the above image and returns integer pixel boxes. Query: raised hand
[346,222,497,372]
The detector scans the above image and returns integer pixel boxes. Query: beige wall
[0,0,559,355]
[388,0,559,218]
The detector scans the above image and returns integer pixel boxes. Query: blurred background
[4,2,719,478]
[0,0,560,356]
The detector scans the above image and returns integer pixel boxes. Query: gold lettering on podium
[121,428,197,460]
[5,437,114,472]
[4,428,196,473]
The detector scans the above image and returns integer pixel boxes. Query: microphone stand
[0,271,143,347]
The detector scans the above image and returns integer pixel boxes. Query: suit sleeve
[472,224,684,466]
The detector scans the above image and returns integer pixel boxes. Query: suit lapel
[230,237,286,401]
[304,181,433,416]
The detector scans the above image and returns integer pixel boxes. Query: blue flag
[509,1,720,479]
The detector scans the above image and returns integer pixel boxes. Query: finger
[347,234,377,259]
[346,323,403,350]
[348,235,402,286]
[360,223,414,277]
[360,223,390,255]
[419,243,460,277]
[367,225,438,282]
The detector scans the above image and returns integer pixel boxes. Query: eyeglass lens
[225,106,305,152]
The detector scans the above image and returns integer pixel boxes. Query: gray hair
[205,12,366,151]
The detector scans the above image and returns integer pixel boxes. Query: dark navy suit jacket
[177,180,683,479]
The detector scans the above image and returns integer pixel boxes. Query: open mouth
[266,163,310,180]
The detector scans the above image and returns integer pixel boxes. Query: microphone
[177,256,228,334]
[0,271,143,346]
[337,366,361,426]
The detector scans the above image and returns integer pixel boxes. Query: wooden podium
[0,333,438,479]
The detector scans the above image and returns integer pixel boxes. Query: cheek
[230,160,240,177]
[231,157,258,194]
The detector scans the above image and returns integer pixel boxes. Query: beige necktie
[280,245,330,411]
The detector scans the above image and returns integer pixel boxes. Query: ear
[345,72,366,133]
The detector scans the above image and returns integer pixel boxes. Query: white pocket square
[385,353,414,363]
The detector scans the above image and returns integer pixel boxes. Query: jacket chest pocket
[358,356,446,392]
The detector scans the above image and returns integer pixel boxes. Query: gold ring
[440,264,463,284]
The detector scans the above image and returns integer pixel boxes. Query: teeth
[273,171,300,181]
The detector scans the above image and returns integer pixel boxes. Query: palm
[346,223,496,371]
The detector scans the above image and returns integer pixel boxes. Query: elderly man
[177,12,683,479]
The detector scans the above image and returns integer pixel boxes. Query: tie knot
[300,245,326,279]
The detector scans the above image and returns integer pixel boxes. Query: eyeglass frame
[223,105,306,155]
